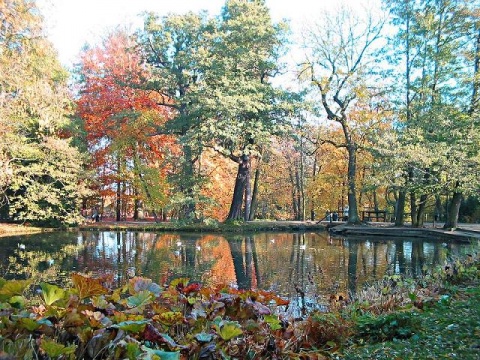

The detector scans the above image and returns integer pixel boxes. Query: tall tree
[139,1,295,222]
[200,0,294,221]
[76,29,174,221]
[0,0,85,225]
[138,11,214,220]
[383,0,480,228]
[300,5,386,224]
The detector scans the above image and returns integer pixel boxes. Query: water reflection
[1,231,476,315]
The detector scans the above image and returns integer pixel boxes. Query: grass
[339,282,480,359]
[0,223,45,237]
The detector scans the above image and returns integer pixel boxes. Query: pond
[1,230,476,316]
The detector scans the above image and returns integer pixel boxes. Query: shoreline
[2,220,480,242]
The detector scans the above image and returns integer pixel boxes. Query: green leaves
[125,290,154,314]
[40,339,76,358]
[113,320,148,333]
[40,283,66,306]
[264,314,282,330]
[0,279,32,302]
[213,317,243,341]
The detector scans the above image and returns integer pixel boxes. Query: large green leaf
[40,339,76,358]
[17,318,41,331]
[140,346,180,360]
[113,320,148,333]
[213,318,243,341]
[264,314,282,330]
[40,283,66,306]
[0,280,32,301]
[125,290,154,313]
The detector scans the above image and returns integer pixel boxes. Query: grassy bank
[78,219,326,233]
[339,282,480,359]
[0,223,45,237]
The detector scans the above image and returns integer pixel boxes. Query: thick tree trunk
[410,192,418,227]
[413,169,430,227]
[244,162,252,222]
[227,155,250,221]
[346,145,360,224]
[416,194,428,227]
[443,191,462,230]
[248,161,261,221]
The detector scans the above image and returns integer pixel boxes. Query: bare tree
[299,5,386,224]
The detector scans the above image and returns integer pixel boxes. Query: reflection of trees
[347,240,358,296]
[411,240,425,277]
[6,230,474,307]
[394,239,406,275]
[1,232,82,286]
[227,235,261,290]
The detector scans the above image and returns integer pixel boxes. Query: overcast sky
[37,0,380,68]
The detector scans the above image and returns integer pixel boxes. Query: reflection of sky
[403,241,412,261]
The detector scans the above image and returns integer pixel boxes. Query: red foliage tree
[76,29,176,221]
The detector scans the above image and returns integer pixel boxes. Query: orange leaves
[76,29,178,211]
[71,273,109,300]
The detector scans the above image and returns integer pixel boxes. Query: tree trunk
[289,168,299,220]
[248,160,261,221]
[244,161,252,222]
[227,155,250,221]
[295,167,304,221]
[310,157,318,221]
[116,179,121,222]
[435,195,442,223]
[410,191,418,227]
[416,194,428,227]
[443,190,462,230]
[346,145,360,224]
[394,190,406,226]
[181,144,196,219]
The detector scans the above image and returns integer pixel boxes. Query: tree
[383,0,480,228]
[300,5,386,224]
[76,29,174,221]
[137,11,214,220]
[0,0,85,225]
[139,0,295,222]
[200,0,294,221]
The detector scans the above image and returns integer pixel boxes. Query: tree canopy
[1,0,479,226]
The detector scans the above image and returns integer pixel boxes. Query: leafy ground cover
[0,236,478,359]
[339,282,480,359]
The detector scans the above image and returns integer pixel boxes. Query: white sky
[37,0,380,68]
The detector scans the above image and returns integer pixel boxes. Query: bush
[354,311,421,343]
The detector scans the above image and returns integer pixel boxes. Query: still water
[0,230,475,314]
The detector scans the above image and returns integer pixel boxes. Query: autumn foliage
[76,30,177,216]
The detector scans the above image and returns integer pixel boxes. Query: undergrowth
[0,251,477,359]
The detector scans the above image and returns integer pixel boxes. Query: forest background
[0,0,479,230]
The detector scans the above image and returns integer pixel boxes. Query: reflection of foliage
[4,244,83,286]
